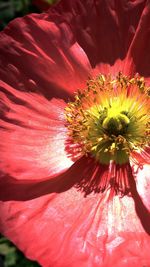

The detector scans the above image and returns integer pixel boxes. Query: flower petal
[0,2,150,267]
[53,0,147,68]
[0,0,148,101]
[0,10,91,99]
[0,163,150,267]
[0,85,73,182]
[125,2,150,76]
[131,147,150,165]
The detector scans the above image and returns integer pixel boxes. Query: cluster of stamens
[65,73,150,165]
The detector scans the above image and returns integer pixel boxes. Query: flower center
[65,73,150,165]
[101,109,130,135]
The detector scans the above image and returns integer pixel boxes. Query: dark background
[0,0,58,30]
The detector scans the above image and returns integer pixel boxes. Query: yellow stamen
[65,73,150,164]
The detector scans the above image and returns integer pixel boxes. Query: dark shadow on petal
[0,80,72,103]
[127,1,150,77]
[0,156,131,201]
[127,164,150,235]
[1,155,149,235]
[0,156,97,201]
[52,0,146,67]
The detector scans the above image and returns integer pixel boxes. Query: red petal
[53,0,147,69]
[0,161,150,267]
[0,86,73,182]
[131,147,150,165]
[0,2,150,266]
[125,2,150,76]
[0,0,148,102]
[0,11,91,99]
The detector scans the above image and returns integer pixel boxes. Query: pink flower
[0,1,150,267]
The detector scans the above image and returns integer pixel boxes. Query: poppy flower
[0,0,150,266]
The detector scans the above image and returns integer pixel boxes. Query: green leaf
[0,235,40,267]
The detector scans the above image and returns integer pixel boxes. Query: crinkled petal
[52,0,147,70]
[84,0,150,77]
[0,10,91,99]
[0,86,73,182]
[0,162,150,267]
[0,0,149,102]
[0,1,150,267]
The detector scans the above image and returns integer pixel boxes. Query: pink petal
[0,11,91,99]
[0,86,73,182]
[0,1,150,266]
[131,147,150,165]
[0,162,150,267]
[0,156,89,201]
